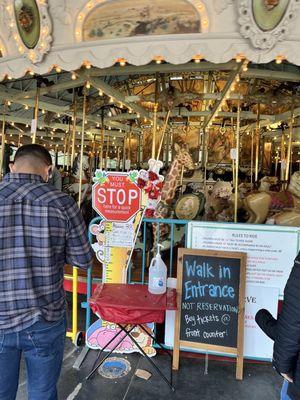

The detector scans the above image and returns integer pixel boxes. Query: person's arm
[65,198,93,270]
[273,256,300,380]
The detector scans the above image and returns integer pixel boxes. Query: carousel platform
[15,295,282,400]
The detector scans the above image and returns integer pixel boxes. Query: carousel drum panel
[14,0,41,49]
[175,194,202,220]
[252,0,290,32]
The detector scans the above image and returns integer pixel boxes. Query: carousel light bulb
[26,124,29,128]
[119,59,126,67]
[128,109,132,114]
[57,113,60,117]
[96,123,100,127]
[7,101,11,106]
[86,81,91,89]
[55,66,62,73]
[136,113,140,118]
[20,134,23,138]
[71,72,77,80]
[109,96,114,103]
[242,64,248,72]
[29,70,35,76]
[155,59,162,64]
[10,134,12,137]
[113,136,116,140]
[7,76,12,80]
[119,103,123,108]
[108,126,111,130]
[236,75,240,82]
[85,63,91,69]
[41,136,43,139]
[236,56,242,63]
[99,89,103,96]
[108,111,112,117]
[119,129,121,132]
[42,109,45,114]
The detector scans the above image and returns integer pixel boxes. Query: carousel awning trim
[2,33,300,79]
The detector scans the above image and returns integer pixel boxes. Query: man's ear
[9,162,14,172]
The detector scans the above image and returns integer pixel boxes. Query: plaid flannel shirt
[0,173,93,333]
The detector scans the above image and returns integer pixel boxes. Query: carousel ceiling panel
[1,1,300,78]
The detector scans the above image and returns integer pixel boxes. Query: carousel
[0,0,300,350]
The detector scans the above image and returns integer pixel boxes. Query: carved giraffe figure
[153,143,195,247]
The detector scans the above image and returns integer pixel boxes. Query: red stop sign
[92,172,141,222]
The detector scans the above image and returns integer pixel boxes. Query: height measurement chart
[188,222,300,297]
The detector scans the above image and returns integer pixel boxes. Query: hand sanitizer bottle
[148,244,167,295]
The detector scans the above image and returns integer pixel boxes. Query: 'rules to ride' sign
[92,171,141,222]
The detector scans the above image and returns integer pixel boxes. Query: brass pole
[128,128,132,161]
[156,110,171,160]
[122,133,126,172]
[32,87,40,144]
[280,128,286,186]
[250,131,254,188]
[0,104,6,179]
[117,146,121,171]
[234,101,240,223]
[255,104,260,183]
[151,103,158,158]
[100,126,105,169]
[106,128,110,170]
[285,101,294,185]
[70,94,77,168]
[77,88,87,207]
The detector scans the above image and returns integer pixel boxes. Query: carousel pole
[234,101,241,223]
[156,110,171,160]
[100,123,105,169]
[250,131,254,188]
[69,86,87,345]
[32,86,40,144]
[255,104,260,183]
[280,126,286,187]
[117,146,121,171]
[285,100,294,186]
[122,132,126,172]
[151,103,158,158]
[0,103,6,179]
[105,128,110,170]
[70,92,77,169]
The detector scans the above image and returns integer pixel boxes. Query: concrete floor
[16,339,282,400]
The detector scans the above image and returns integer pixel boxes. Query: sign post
[173,248,246,380]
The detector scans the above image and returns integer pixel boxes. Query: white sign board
[104,221,134,248]
[165,284,279,360]
[244,285,279,360]
[188,222,299,297]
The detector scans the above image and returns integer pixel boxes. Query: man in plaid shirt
[0,144,93,400]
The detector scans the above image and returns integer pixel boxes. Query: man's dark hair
[14,144,52,166]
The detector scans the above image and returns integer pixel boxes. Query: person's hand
[281,373,293,383]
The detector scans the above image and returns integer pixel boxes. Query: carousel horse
[63,153,93,225]
[152,143,195,247]
[244,171,300,224]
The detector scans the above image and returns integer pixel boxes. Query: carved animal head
[288,172,300,197]
[72,153,90,178]
[212,181,233,199]
[174,143,194,171]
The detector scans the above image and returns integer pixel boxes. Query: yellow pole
[71,88,87,343]
[285,101,294,185]
[100,126,105,169]
[71,95,77,168]
[255,104,260,183]
[32,87,40,144]
[151,103,158,158]
[234,101,240,223]
[0,104,6,179]
[156,110,171,160]
[250,131,254,188]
